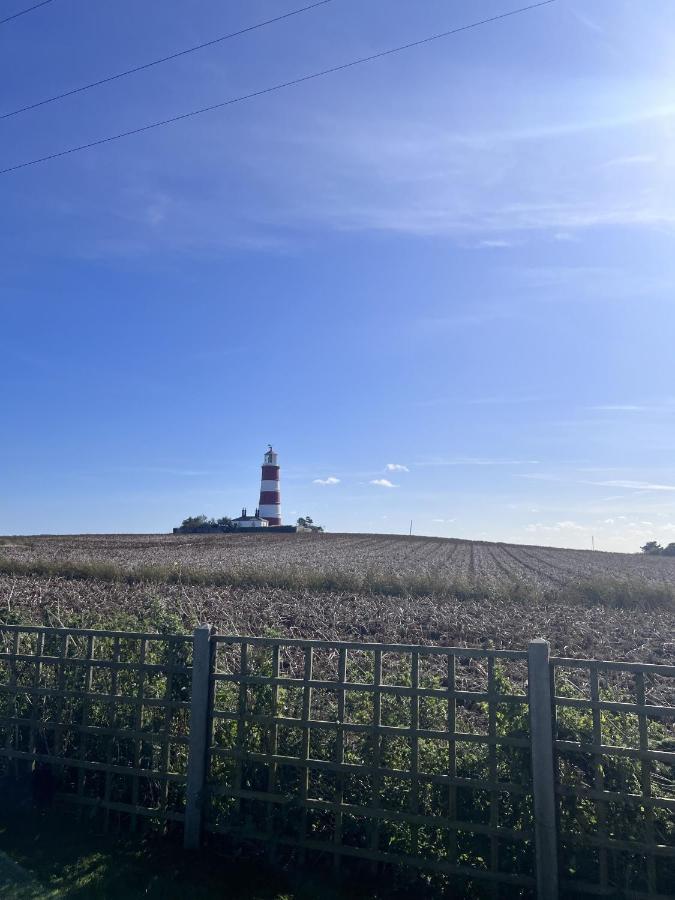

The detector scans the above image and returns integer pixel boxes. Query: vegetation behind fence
[0,626,193,829]
[0,624,673,899]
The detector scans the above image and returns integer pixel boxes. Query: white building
[232,507,269,529]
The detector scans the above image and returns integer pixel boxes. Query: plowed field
[1,533,673,671]
[3,532,675,589]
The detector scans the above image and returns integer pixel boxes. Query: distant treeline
[174,514,323,534]
[641,541,675,556]
[175,515,235,534]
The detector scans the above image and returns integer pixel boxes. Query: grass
[0,556,485,597]
[0,804,389,900]
[1,556,674,611]
[559,574,675,610]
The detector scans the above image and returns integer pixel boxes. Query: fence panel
[1,622,673,899]
[550,656,675,899]
[0,625,193,829]
[204,636,535,894]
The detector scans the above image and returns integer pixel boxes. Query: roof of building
[233,507,268,523]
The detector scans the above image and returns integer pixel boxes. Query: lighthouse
[258,445,281,526]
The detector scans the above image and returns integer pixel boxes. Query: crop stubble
[3,532,675,587]
[0,534,673,676]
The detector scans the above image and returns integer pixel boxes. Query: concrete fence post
[528,639,559,899]
[184,624,214,850]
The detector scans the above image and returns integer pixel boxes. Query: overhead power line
[0,0,557,177]
[0,0,56,26]
[1,0,336,120]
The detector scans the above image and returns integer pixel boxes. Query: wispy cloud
[415,394,536,409]
[553,232,577,242]
[516,471,675,494]
[267,93,675,240]
[313,476,340,486]
[464,395,537,406]
[568,8,605,35]
[589,479,675,493]
[514,266,673,301]
[416,307,516,332]
[420,458,540,468]
[385,463,409,473]
[475,239,515,249]
[112,466,213,477]
[589,400,675,414]
[16,9,675,262]
[370,479,397,488]
[515,473,561,481]
[526,520,589,533]
[590,404,648,412]
[603,154,656,168]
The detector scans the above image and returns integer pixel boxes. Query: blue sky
[2,0,674,550]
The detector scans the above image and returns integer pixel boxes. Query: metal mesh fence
[551,656,675,899]
[1,624,673,898]
[205,636,535,893]
[0,625,193,829]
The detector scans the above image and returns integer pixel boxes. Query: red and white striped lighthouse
[258,445,281,526]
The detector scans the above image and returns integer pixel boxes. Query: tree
[641,541,664,555]
[297,516,323,532]
[181,515,209,529]
[216,516,233,528]
[662,542,675,557]
[177,514,226,533]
